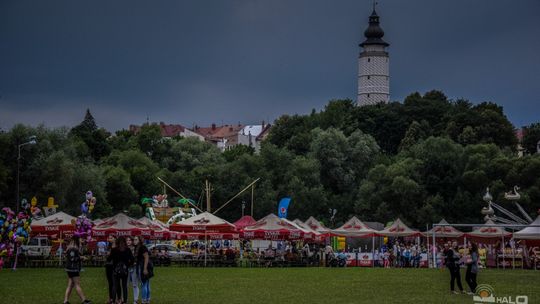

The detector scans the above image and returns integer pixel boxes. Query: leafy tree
[223,145,255,162]
[70,109,111,160]
[522,123,540,154]
[399,121,427,151]
[103,166,139,212]
[128,204,143,218]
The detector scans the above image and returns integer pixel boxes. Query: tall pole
[16,145,22,213]
[425,224,429,268]
[251,185,254,217]
[16,137,37,213]
[206,180,211,213]
[432,226,436,268]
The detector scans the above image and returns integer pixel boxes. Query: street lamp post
[16,136,37,213]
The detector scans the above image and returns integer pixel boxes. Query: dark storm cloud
[1,0,539,131]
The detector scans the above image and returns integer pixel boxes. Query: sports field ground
[0,267,538,304]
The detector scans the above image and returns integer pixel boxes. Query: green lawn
[0,267,538,304]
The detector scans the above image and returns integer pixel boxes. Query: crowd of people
[63,235,154,304]
[374,241,426,268]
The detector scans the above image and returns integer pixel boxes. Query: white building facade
[357,9,390,106]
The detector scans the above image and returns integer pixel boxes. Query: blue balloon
[81,202,89,215]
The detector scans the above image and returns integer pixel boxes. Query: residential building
[129,122,205,141]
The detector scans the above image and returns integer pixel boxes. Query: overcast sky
[1,0,539,131]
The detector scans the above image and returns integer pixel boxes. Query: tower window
[367,94,370,98]
[367,76,370,80]
[367,58,370,62]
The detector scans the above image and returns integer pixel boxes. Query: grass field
[0,267,538,304]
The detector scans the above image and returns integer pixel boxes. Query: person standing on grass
[127,237,140,304]
[63,236,91,304]
[465,243,479,295]
[111,236,134,304]
[444,242,464,294]
[135,236,153,304]
[105,234,117,304]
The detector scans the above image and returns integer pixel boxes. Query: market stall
[293,219,324,242]
[92,213,151,239]
[30,211,77,238]
[303,216,332,235]
[233,215,257,231]
[513,215,540,269]
[376,219,422,238]
[242,214,306,240]
[138,217,174,240]
[466,220,513,268]
[331,216,377,266]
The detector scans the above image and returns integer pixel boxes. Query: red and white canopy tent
[293,219,324,242]
[233,215,257,230]
[332,216,379,267]
[332,216,377,238]
[465,220,512,242]
[92,217,108,226]
[170,212,236,233]
[170,212,239,240]
[514,215,540,247]
[93,213,151,240]
[169,212,238,265]
[514,215,540,240]
[31,212,77,238]
[138,217,173,240]
[303,216,331,235]
[242,213,306,240]
[423,219,464,239]
[376,218,422,237]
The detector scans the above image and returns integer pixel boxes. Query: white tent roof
[244,214,304,232]
[513,215,540,240]
[293,219,321,236]
[466,220,512,238]
[303,216,331,233]
[377,218,421,237]
[93,213,148,231]
[170,212,236,232]
[332,216,376,237]
[424,219,464,238]
[138,217,169,231]
[31,211,76,228]
[173,212,233,226]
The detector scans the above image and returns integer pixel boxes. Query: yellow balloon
[31,197,38,207]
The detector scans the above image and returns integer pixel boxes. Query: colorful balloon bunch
[73,216,93,242]
[0,205,32,260]
[75,191,95,242]
[81,190,97,217]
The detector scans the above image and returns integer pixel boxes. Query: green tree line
[0,92,539,228]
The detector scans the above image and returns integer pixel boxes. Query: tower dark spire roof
[360,8,389,47]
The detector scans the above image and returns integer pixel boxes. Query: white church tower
[357,6,390,106]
